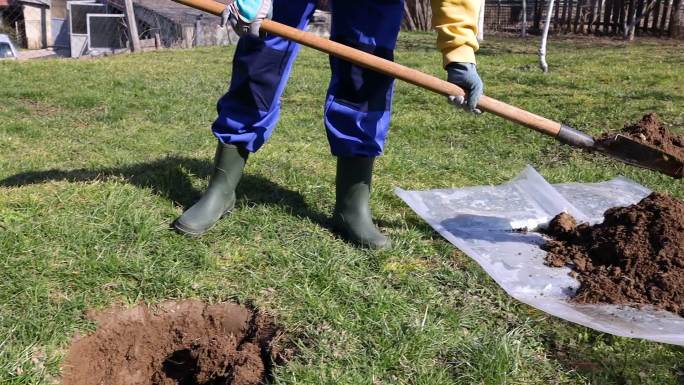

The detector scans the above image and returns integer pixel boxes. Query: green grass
[1,33,683,384]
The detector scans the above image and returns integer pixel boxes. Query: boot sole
[172,208,232,237]
[332,216,391,250]
[172,220,211,237]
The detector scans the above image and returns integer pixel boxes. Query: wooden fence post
[554,0,561,30]
[659,0,672,34]
[124,0,141,52]
[561,0,570,32]
[651,0,662,32]
[573,0,583,32]
[602,0,612,32]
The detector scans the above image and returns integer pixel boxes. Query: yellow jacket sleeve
[431,0,481,67]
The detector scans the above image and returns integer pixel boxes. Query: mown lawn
[1,33,682,385]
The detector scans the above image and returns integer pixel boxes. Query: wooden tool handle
[170,0,563,137]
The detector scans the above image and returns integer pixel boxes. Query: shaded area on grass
[0,156,333,230]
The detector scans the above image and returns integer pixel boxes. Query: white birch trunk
[627,1,638,39]
[522,0,528,37]
[626,0,657,40]
[539,0,555,72]
[477,0,485,41]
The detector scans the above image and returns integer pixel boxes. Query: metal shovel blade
[597,134,684,179]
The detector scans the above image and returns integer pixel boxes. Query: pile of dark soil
[597,113,684,161]
[61,300,285,385]
[542,193,684,316]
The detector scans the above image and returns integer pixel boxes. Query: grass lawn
[1,33,682,384]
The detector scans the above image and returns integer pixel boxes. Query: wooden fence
[401,0,683,38]
[485,0,682,38]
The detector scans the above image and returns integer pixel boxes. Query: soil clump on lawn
[542,193,684,316]
[596,113,684,161]
[61,300,284,385]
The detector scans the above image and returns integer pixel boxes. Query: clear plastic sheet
[395,166,684,345]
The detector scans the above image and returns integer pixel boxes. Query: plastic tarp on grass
[396,166,684,346]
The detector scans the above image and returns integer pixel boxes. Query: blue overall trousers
[212,0,405,157]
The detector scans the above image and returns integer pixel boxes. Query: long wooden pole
[169,0,564,137]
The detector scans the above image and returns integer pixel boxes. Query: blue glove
[221,0,273,38]
[446,62,484,115]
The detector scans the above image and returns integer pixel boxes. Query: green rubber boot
[333,157,391,249]
[174,142,248,236]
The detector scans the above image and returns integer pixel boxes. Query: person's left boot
[173,142,248,236]
[332,157,391,249]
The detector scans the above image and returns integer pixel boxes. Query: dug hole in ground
[61,300,287,385]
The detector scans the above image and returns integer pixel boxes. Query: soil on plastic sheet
[542,193,684,316]
[61,300,286,385]
[596,113,684,161]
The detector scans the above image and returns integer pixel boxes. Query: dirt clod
[547,212,577,239]
[61,300,283,385]
[542,193,684,316]
[597,113,684,161]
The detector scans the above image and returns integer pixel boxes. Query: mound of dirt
[61,300,284,385]
[597,113,684,161]
[542,193,684,316]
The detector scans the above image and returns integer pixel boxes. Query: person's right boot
[332,157,391,249]
[174,141,248,236]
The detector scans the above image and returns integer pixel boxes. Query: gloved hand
[221,0,273,39]
[446,62,484,115]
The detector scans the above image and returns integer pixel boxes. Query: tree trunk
[522,0,528,36]
[540,0,555,72]
[478,0,485,40]
[669,0,681,36]
[623,0,657,38]
[627,0,639,39]
[562,0,570,32]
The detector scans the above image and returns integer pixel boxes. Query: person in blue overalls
[174,0,484,249]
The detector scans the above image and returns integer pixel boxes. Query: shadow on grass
[0,156,331,230]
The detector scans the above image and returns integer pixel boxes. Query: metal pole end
[556,124,596,149]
